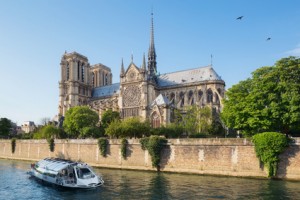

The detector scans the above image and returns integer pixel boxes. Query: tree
[105,117,150,138]
[0,118,12,138]
[63,106,99,138]
[101,109,120,129]
[222,57,300,136]
[40,117,50,126]
[174,106,212,136]
[33,125,61,139]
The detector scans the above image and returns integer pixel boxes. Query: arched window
[92,72,95,87]
[81,64,85,82]
[215,93,220,104]
[180,92,184,107]
[188,90,194,105]
[77,61,80,80]
[105,74,108,85]
[170,92,175,105]
[151,112,160,128]
[207,89,213,103]
[66,63,70,80]
[198,90,203,101]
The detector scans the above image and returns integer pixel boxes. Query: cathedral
[58,14,225,128]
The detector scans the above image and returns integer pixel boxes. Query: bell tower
[58,52,92,116]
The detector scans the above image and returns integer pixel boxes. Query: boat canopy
[36,158,76,175]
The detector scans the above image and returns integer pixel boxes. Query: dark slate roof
[157,65,223,87]
[92,83,120,98]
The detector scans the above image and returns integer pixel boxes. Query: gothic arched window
[188,90,194,105]
[180,92,184,107]
[198,90,203,101]
[215,93,220,104]
[81,64,85,82]
[207,89,213,103]
[66,63,70,80]
[92,72,95,87]
[170,92,175,105]
[151,112,160,128]
[77,61,80,80]
[105,74,108,85]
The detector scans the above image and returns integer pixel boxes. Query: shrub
[11,138,16,154]
[98,138,108,157]
[140,136,167,169]
[121,138,128,159]
[47,138,55,152]
[252,132,289,177]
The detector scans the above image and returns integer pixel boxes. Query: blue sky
[0,0,299,125]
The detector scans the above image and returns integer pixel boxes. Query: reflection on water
[1,159,300,200]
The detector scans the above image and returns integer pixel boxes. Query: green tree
[105,117,150,138]
[33,125,61,139]
[0,118,12,138]
[222,57,300,136]
[101,109,120,129]
[63,106,99,138]
[174,106,212,135]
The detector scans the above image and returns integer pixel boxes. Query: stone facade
[58,15,225,126]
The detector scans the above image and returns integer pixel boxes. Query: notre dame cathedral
[58,14,225,128]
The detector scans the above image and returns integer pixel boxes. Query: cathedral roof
[151,94,170,107]
[92,83,120,98]
[157,65,223,87]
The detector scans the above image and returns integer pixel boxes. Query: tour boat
[28,158,104,188]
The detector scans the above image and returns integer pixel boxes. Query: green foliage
[80,126,104,138]
[98,138,108,157]
[139,136,167,169]
[33,125,61,139]
[222,57,300,136]
[11,138,16,153]
[105,117,150,138]
[63,106,99,138]
[121,138,128,159]
[101,109,120,129]
[0,118,12,138]
[174,106,212,136]
[150,123,183,138]
[140,137,149,150]
[252,132,289,177]
[47,138,55,152]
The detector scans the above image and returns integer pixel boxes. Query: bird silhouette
[266,37,271,41]
[236,16,243,20]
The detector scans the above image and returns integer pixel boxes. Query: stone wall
[1,138,300,180]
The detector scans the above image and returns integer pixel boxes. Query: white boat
[28,158,104,188]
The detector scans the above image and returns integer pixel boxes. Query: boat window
[76,168,94,179]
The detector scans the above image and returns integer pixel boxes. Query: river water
[1,159,300,200]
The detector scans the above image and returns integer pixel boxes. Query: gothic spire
[141,53,146,70]
[120,58,125,77]
[148,12,157,77]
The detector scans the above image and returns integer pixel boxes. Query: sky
[0,0,299,125]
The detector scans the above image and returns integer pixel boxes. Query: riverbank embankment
[1,138,300,180]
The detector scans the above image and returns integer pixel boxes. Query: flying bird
[236,16,243,20]
[266,37,271,41]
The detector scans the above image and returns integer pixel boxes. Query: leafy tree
[174,106,212,136]
[63,106,99,138]
[0,118,12,138]
[80,126,104,138]
[33,125,61,139]
[101,109,120,129]
[150,123,183,138]
[105,117,150,138]
[222,57,300,136]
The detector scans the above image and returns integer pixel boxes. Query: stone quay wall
[0,138,300,180]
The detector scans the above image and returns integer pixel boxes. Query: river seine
[1,159,300,200]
